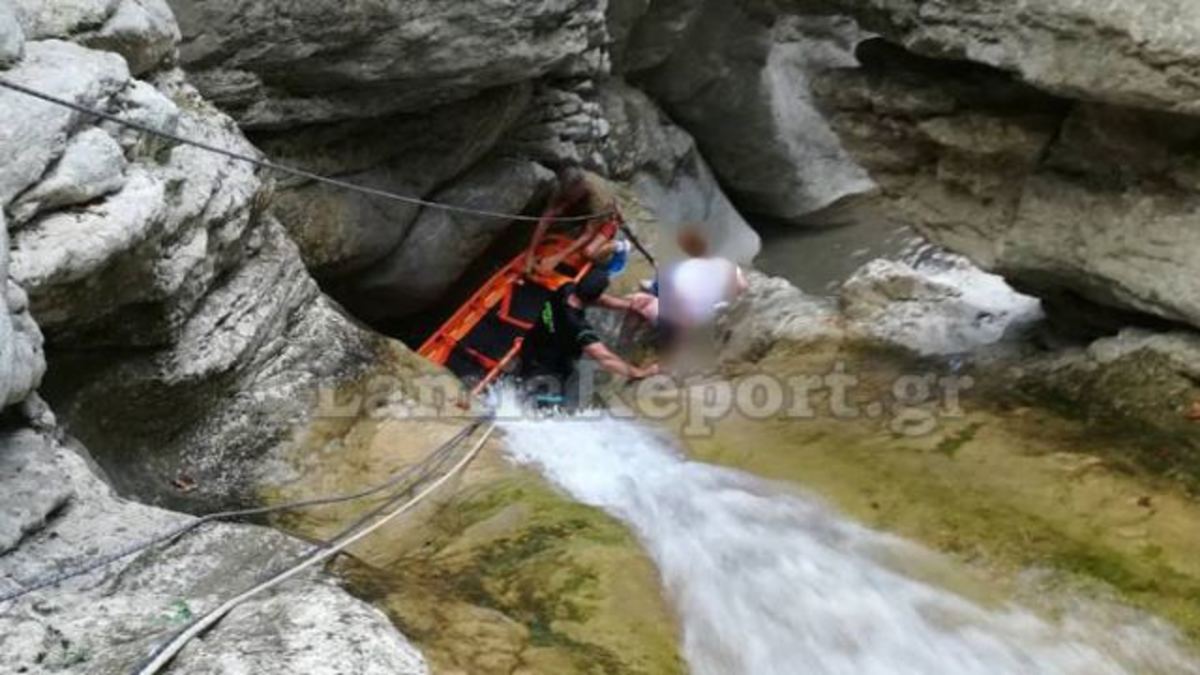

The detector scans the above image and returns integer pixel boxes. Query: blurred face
[677,226,709,258]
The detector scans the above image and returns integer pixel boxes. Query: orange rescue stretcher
[417,218,620,397]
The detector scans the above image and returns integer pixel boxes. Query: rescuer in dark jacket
[520,268,658,404]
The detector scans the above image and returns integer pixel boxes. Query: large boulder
[841,257,1042,356]
[168,0,608,129]
[254,84,532,278]
[759,0,1200,117]
[336,158,554,322]
[0,430,429,675]
[1,5,438,670]
[0,213,45,410]
[809,38,1200,332]
[598,78,760,262]
[11,0,179,75]
[634,0,876,223]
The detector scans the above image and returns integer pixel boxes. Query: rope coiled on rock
[133,421,495,675]
[0,418,487,605]
[0,77,613,224]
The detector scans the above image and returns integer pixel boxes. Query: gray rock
[342,158,553,322]
[718,270,841,363]
[0,428,71,553]
[0,40,130,206]
[497,81,609,169]
[840,257,1042,356]
[83,0,180,75]
[810,38,1200,332]
[258,85,532,278]
[169,0,609,129]
[608,0,705,73]
[11,0,122,39]
[14,0,179,75]
[12,169,167,326]
[102,76,180,152]
[637,2,876,223]
[0,430,429,675]
[767,0,1200,117]
[0,213,47,410]
[10,128,127,224]
[0,0,24,66]
[0,6,440,671]
[598,78,760,262]
[1086,329,1200,383]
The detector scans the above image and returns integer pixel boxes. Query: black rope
[0,77,612,224]
[0,419,486,605]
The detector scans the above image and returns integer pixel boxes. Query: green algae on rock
[662,338,1200,646]
[263,397,683,675]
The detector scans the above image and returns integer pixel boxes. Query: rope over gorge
[0,77,614,224]
[132,421,495,675]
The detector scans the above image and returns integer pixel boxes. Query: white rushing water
[497,408,1200,675]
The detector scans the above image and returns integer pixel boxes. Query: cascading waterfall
[497,406,1200,675]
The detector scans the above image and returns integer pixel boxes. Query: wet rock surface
[634,1,876,223]
[598,77,760,262]
[841,256,1043,357]
[264,414,685,675]
[1,2,437,670]
[614,0,1200,335]
[0,430,428,675]
[810,39,1200,333]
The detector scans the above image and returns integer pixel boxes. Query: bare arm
[595,292,634,313]
[540,219,603,272]
[524,214,556,275]
[583,342,658,380]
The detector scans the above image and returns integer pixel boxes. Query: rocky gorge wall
[4,0,1200,671]
[168,0,762,327]
[0,1,431,672]
[614,0,1200,340]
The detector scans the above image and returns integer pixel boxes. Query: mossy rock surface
[663,339,1200,646]
[264,409,683,675]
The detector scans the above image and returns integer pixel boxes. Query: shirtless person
[524,166,622,276]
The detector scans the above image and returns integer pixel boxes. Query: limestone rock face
[0,213,46,410]
[169,0,608,129]
[255,84,533,278]
[0,48,389,482]
[607,0,704,73]
[767,0,1200,116]
[598,77,760,262]
[635,0,876,223]
[1,8,429,671]
[810,38,1200,332]
[9,128,127,225]
[338,159,553,323]
[0,430,429,675]
[12,0,179,75]
[841,257,1042,356]
[0,1,24,65]
[164,0,619,315]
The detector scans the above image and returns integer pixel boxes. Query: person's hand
[631,363,660,380]
[628,293,658,322]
